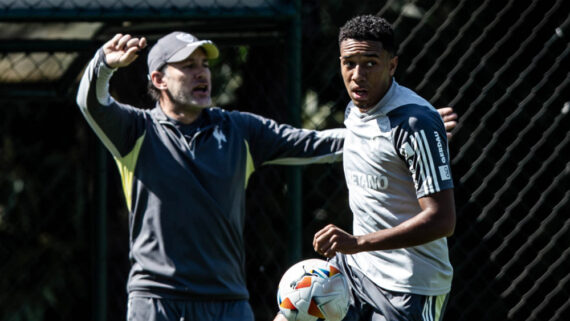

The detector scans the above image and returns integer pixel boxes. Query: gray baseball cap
[147,31,219,73]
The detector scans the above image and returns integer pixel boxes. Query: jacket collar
[150,104,222,127]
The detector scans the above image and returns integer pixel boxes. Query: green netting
[0,1,568,320]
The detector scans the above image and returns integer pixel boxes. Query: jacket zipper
[159,120,215,159]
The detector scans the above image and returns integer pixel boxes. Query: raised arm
[75,34,148,158]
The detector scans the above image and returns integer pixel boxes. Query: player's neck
[160,102,204,124]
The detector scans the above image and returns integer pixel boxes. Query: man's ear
[389,55,398,77]
[150,70,167,90]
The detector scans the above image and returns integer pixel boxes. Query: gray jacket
[76,49,344,299]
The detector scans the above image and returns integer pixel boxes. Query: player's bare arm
[314,189,456,258]
[103,33,147,69]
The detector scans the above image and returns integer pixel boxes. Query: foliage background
[0,0,568,320]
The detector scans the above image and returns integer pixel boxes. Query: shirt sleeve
[390,105,454,198]
[76,48,147,158]
[234,111,344,167]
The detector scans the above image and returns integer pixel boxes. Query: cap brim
[167,40,219,63]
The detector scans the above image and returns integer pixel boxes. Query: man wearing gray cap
[76,31,456,320]
[76,31,346,320]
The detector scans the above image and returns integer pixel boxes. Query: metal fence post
[94,143,107,321]
[286,0,302,266]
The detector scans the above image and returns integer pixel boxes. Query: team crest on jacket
[213,126,227,149]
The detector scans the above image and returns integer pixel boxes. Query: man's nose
[195,66,209,79]
[353,64,366,81]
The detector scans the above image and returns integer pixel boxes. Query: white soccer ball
[277,258,350,321]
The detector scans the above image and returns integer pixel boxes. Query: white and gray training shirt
[343,80,454,296]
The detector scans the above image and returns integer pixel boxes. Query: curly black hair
[338,15,397,56]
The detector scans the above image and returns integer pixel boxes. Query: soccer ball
[277,258,350,321]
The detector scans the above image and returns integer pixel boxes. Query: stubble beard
[167,87,211,111]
